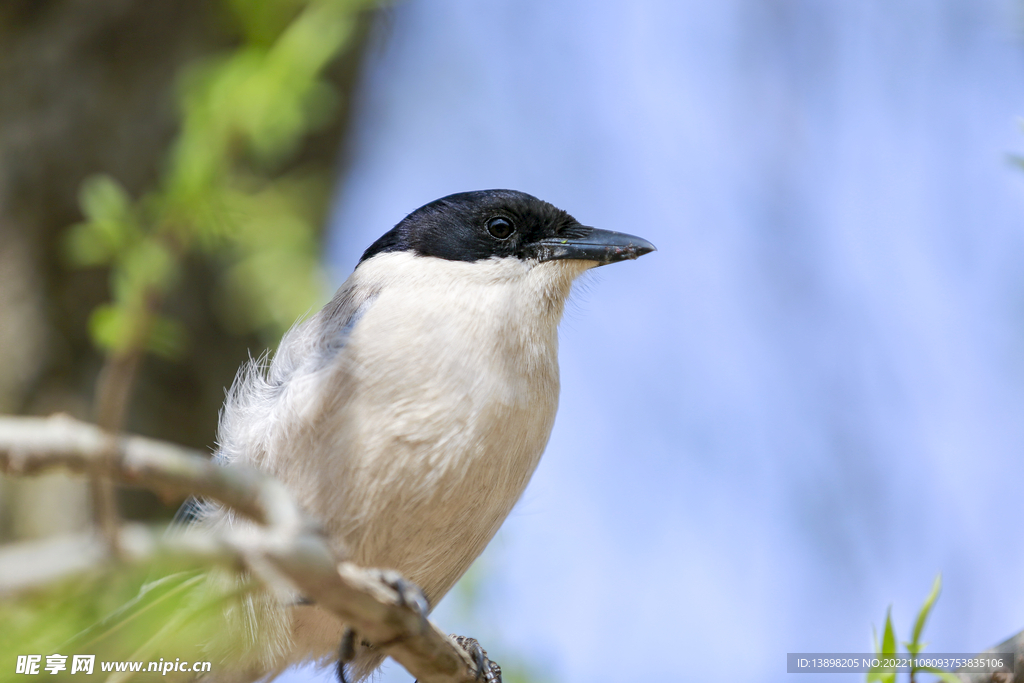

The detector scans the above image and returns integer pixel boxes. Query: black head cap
[359,190,588,264]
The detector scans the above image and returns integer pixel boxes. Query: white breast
[314,254,568,597]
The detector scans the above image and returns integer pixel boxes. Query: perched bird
[199,189,655,680]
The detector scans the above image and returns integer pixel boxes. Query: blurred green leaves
[65,176,140,269]
[866,575,960,683]
[2,557,255,681]
[64,0,374,360]
[906,574,940,657]
[869,606,897,683]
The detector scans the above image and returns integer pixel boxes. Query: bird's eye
[486,216,514,240]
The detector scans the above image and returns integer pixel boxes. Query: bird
[196,189,655,681]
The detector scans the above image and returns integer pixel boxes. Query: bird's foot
[336,569,430,683]
[448,635,502,683]
[369,568,430,618]
[336,627,357,683]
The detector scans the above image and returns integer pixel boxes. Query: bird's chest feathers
[348,264,561,472]
[319,256,572,518]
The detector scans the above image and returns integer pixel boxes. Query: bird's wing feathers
[214,283,378,472]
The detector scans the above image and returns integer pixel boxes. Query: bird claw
[336,569,430,683]
[371,568,430,619]
[336,627,356,683]
[450,635,502,683]
[337,573,500,683]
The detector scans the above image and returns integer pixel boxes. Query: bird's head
[350,190,655,327]
[360,189,655,271]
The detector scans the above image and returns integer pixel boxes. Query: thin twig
[89,281,168,553]
[91,349,144,555]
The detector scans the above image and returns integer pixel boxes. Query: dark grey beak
[527,227,657,266]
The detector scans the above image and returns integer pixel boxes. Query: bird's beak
[527,227,657,266]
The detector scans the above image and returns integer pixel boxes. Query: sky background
[282,1,1024,681]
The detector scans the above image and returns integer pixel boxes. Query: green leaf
[65,175,139,266]
[866,660,896,683]
[111,239,180,305]
[79,174,131,224]
[87,305,185,358]
[911,574,941,648]
[87,304,131,353]
[63,221,112,267]
[867,609,898,683]
[881,607,896,656]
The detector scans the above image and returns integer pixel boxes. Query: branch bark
[0,414,483,683]
[955,631,1024,683]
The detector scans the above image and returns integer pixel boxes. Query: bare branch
[0,414,482,683]
[955,630,1024,683]
[0,414,300,529]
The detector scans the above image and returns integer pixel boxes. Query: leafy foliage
[63,0,375,358]
[0,556,254,681]
[866,575,960,683]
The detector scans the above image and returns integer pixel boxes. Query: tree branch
[955,630,1024,683]
[0,414,483,683]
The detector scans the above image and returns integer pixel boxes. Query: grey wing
[189,283,378,502]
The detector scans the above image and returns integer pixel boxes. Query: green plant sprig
[867,575,960,683]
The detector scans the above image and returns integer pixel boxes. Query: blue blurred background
[284,1,1024,681]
